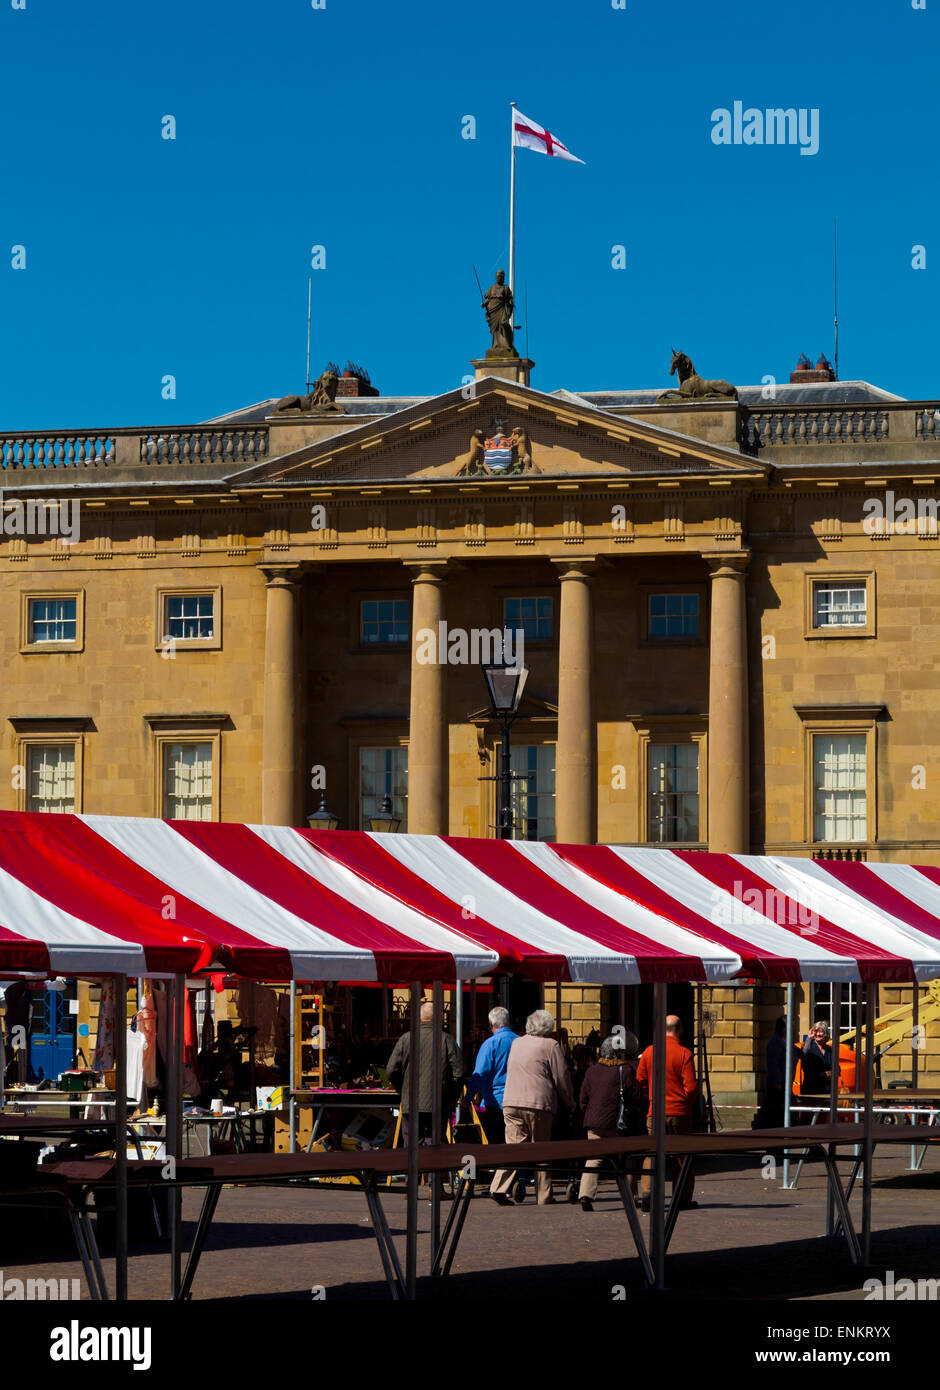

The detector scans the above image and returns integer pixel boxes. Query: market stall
[3,810,940,1297]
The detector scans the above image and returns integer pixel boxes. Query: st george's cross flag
[512,108,585,164]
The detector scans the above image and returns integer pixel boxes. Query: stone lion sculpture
[274,364,345,414]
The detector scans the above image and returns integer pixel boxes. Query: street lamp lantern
[307,794,340,831]
[483,662,528,716]
[368,794,401,834]
[482,661,530,840]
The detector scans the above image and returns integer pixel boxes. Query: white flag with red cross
[511,108,585,164]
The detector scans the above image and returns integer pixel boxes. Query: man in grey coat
[489,1009,574,1205]
[387,999,465,1146]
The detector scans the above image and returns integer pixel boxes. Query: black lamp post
[368,794,401,834]
[482,662,529,839]
[307,794,340,830]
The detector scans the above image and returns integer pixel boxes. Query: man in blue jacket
[465,1006,518,1143]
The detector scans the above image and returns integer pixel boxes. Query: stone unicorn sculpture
[657,350,738,402]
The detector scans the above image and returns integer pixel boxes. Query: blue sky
[0,0,935,428]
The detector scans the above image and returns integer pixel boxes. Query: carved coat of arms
[458,418,538,477]
[484,422,514,472]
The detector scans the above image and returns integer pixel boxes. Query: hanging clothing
[236,982,277,1063]
[201,985,214,1055]
[93,980,116,1071]
[125,1028,147,1107]
[138,979,158,1087]
[183,987,199,1096]
[154,983,168,1062]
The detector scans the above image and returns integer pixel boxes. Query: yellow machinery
[791,981,940,1095]
[837,980,940,1090]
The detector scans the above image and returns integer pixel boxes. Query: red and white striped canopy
[1,812,940,984]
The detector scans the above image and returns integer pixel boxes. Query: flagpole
[509,101,516,303]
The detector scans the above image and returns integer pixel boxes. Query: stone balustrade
[138,428,269,465]
[744,407,891,450]
[0,434,117,468]
[0,425,269,472]
[810,846,867,861]
[914,407,940,439]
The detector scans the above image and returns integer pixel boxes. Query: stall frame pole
[430,979,443,1269]
[695,985,704,1118]
[405,979,421,1300]
[168,973,185,1298]
[910,983,920,1170]
[651,981,667,1291]
[114,973,128,1301]
[783,983,795,1189]
[854,985,863,1164]
[0,994,6,1111]
[827,981,841,1234]
[288,980,297,1154]
[862,982,875,1265]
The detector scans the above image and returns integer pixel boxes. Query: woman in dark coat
[576,1031,647,1211]
[801,1020,836,1096]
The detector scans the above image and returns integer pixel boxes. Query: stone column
[406,561,449,835]
[553,560,597,844]
[706,552,750,853]
[261,564,303,826]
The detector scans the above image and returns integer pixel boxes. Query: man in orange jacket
[636,1014,699,1211]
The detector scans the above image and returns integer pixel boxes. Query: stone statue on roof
[482,271,516,356]
[657,349,738,402]
[274,363,345,414]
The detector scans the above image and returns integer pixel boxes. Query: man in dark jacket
[387,1000,465,1146]
[753,1016,788,1128]
[577,1031,647,1211]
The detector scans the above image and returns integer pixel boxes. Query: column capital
[550,556,605,581]
[257,561,307,588]
[402,558,453,585]
[703,549,750,577]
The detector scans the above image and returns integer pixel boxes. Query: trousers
[489,1106,554,1204]
[578,1126,638,1201]
[639,1113,695,1203]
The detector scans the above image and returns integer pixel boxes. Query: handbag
[616,1064,630,1133]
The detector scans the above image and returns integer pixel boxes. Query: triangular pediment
[230,378,766,489]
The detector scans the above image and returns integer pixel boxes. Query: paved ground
[3,1145,938,1302]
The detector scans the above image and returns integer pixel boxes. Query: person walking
[577,1032,647,1212]
[386,999,464,1146]
[637,1014,699,1211]
[489,1010,574,1206]
[464,1006,518,1143]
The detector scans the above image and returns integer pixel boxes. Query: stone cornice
[143,713,230,730]
[793,703,887,721]
[8,715,95,732]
